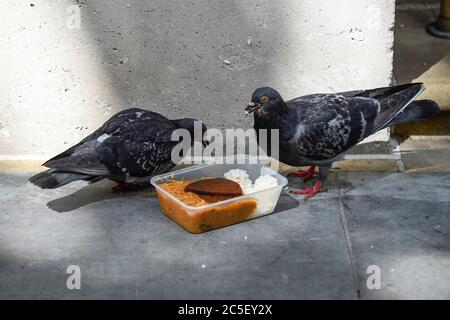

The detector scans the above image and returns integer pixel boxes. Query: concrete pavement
[0,171,449,299]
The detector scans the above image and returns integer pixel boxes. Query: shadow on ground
[393,7,448,83]
[0,172,353,299]
[46,180,154,213]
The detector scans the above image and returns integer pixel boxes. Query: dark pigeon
[30,108,207,190]
[245,83,440,199]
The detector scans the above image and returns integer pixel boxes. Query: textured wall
[0,0,395,157]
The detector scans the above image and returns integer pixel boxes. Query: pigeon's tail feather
[43,150,73,166]
[29,169,94,189]
[357,83,423,101]
[382,99,440,129]
[372,83,425,131]
[44,154,110,176]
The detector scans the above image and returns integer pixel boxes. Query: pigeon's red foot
[288,166,318,182]
[289,180,327,200]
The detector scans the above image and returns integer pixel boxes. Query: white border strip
[409,135,450,141]
[342,154,400,160]
[0,155,50,161]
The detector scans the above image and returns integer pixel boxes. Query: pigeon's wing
[285,83,425,161]
[44,108,164,164]
[337,83,425,131]
[44,109,177,177]
[286,94,381,160]
[95,116,178,177]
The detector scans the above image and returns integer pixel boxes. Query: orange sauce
[157,180,257,233]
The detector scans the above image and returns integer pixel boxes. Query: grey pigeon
[30,108,207,190]
[245,83,439,199]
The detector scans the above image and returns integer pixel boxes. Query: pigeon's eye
[260,96,269,104]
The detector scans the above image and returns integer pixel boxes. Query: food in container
[150,156,288,233]
[185,178,243,197]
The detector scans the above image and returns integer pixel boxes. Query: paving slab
[399,138,450,172]
[2,171,449,299]
[338,172,450,299]
[0,173,356,299]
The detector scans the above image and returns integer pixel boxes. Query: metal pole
[427,0,450,38]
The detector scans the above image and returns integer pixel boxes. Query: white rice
[224,169,280,217]
[251,174,279,192]
[224,169,253,193]
[224,169,278,195]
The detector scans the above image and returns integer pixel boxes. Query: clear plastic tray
[150,155,288,233]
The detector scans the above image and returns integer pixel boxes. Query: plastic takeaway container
[150,155,288,233]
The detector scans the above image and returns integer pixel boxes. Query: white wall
[0,0,395,158]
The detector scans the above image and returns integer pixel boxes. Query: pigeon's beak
[245,102,260,116]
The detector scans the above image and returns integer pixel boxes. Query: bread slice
[185,178,243,197]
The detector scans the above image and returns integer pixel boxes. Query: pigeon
[30,108,207,190]
[245,83,440,199]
